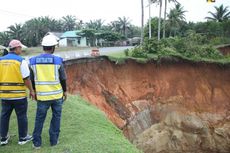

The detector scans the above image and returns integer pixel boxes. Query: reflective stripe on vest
[30,55,63,101]
[0,53,26,99]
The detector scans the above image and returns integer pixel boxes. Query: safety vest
[0,53,26,99]
[29,54,63,101]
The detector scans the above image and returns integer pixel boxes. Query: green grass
[0,95,140,153]
[106,49,230,65]
[106,52,126,58]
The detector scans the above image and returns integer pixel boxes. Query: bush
[166,33,221,59]
[124,49,129,56]
[209,37,230,46]
[200,45,223,59]
[158,47,177,56]
[133,32,225,60]
[131,47,147,58]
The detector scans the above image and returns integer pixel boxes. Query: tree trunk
[148,0,152,39]
[141,0,144,44]
[163,0,167,39]
[157,0,162,41]
[124,27,127,38]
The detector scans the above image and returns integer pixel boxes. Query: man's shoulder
[53,55,63,64]
[3,53,24,62]
[29,54,63,64]
[29,56,37,64]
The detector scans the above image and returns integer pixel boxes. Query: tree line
[132,2,230,60]
[0,15,141,47]
[144,2,230,44]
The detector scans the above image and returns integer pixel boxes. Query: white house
[59,30,87,47]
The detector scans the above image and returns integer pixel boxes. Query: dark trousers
[0,98,28,139]
[33,98,63,147]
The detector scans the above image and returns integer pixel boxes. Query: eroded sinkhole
[65,57,230,153]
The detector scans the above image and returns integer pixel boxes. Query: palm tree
[109,21,121,33]
[86,19,104,30]
[62,15,77,31]
[163,0,178,38]
[167,3,186,36]
[0,32,11,46]
[7,24,23,40]
[22,16,62,46]
[117,17,131,38]
[205,5,230,22]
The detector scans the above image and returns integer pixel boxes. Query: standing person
[29,35,67,149]
[0,40,35,146]
[0,48,8,136]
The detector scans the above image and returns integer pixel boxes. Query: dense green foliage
[0,95,140,153]
[145,18,230,44]
[138,3,230,62]
[143,33,222,59]
[0,16,141,47]
[145,3,230,44]
[126,30,230,64]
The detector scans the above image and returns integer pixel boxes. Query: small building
[59,31,87,47]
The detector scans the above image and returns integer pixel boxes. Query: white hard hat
[41,35,58,46]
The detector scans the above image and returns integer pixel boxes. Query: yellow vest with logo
[0,53,26,99]
[30,54,63,101]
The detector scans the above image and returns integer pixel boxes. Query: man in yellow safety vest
[0,40,35,146]
[29,35,67,149]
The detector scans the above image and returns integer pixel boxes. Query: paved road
[24,46,134,61]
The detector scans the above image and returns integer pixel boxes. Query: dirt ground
[65,57,230,153]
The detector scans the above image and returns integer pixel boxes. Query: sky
[0,0,229,32]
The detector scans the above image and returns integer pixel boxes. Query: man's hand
[63,92,67,101]
[30,90,36,100]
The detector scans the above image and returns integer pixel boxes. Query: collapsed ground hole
[65,56,230,153]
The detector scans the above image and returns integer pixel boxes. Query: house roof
[60,30,82,38]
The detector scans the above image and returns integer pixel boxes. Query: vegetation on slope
[0,95,140,153]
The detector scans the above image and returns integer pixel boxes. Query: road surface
[24,46,134,61]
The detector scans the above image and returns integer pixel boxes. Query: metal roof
[60,30,82,38]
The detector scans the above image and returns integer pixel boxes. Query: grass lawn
[107,49,230,65]
[107,51,152,64]
[0,95,140,153]
[106,52,126,58]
